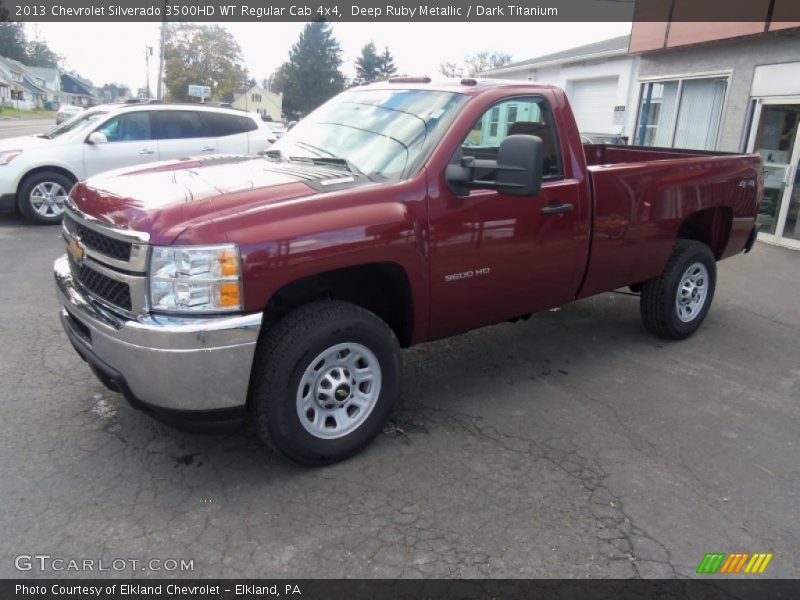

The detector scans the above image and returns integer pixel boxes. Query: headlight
[0,150,22,165]
[149,244,243,313]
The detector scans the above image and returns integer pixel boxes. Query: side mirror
[86,131,108,145]
[446,134,544,197]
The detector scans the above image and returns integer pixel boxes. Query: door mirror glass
[86,131,107,145]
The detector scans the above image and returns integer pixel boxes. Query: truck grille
[68,256,132,311]
[63,212,132,261]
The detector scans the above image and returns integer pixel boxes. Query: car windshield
[269,88,466,181]
[44,110,109,139]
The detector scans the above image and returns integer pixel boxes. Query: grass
[0,107,57,118]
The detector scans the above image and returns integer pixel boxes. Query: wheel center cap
[334,384,351,402]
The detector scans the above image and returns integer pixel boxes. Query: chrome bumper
[54,255,262,412]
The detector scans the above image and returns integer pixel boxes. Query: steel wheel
[675,262,709,323]
[296,342,382,440]
[29,182,68,218]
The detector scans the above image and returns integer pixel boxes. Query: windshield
[45,110,109,139]
[269,88,466,181]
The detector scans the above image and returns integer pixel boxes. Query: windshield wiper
[37,134,52,139]
[288,156,370,180]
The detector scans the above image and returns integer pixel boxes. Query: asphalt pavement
[0,118,55,140]
[0,208,797,579]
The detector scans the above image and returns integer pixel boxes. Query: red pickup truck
[55,79,761,465]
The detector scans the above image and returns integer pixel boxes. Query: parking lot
[0,203,797,579]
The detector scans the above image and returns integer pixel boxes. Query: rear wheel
[18,170,74,224]
[640,239,716,340]
[250,300,402,465]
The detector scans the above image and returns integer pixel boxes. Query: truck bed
[577,145,762,299]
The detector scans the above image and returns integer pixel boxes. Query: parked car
[0,104,277,224]
[580,132,628,145]
[263,120,287,142]
[55,105,84,125]
[55,79,761,465]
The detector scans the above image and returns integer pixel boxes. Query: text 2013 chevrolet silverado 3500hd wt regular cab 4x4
[54,78,762,465]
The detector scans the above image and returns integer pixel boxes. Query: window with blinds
[635,76,728,150]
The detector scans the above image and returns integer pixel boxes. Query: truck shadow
[95,291,662,480]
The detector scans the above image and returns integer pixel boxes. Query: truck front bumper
[54,255,262,426]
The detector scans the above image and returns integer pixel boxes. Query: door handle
[139,149,155,155]
[200,146,215,152]
[541,202,574,215]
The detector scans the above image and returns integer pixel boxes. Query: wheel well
[677,207,732,259]
[18,166,78,200]
[264,263,414,347]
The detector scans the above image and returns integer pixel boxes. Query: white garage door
[568,77,619,133]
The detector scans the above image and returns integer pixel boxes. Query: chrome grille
[62,204,149,316]
[68,255,132,311]
[64,212,132,261]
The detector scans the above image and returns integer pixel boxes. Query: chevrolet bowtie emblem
[68,236,85,264]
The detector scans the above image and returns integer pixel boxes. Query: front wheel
[250,300,402,466]
[18,170,74,224]
[640,240,717,340]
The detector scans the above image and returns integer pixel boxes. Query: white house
[480,35,639,139]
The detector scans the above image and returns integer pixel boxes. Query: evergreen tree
[354,42,380,84]
[26,40,59,67]
[376,46,397,80]
[282,21,345,117]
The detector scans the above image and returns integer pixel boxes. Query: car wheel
[18,170,74,224]
[640,239,717,340]
[250,300,402,466]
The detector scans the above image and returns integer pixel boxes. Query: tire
[250,300,402,466]
[18,170,75,224]
[640,239,716,340]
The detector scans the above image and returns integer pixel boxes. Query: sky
[27,21,632,93]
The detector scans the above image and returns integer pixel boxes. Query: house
[0,56,52,109]
[629,9,800,249]
[60,72,98,107]
[480,35,640,139]
[231,85,282,121]
[98,83,132,104]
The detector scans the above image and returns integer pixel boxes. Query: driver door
[428,95,591,339]
[83,111,159,177]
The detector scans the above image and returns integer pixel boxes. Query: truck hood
[70,155,364,244]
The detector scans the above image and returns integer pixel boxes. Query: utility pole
[156,19,167,99]
[145,45,153,98]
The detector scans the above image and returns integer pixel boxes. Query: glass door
[748,99,800,248]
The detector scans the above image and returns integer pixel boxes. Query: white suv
[0,103,278,224]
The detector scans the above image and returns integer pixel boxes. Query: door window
[95,112,153,142]
[154,111,211,139]
[203,112,258,137]
[753,104,800,239]
[459,96,563,179]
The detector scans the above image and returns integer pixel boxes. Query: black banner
[4,579,800,600]
[1,0,799,22]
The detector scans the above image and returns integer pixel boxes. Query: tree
[0,23,28,63]
[267,63,290,94]
[26,40,59,68]
[163,24,246,102]
[354,42,380,84]
[376,46,397,80]
[281,21,345,118]
[439,51,513,78]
